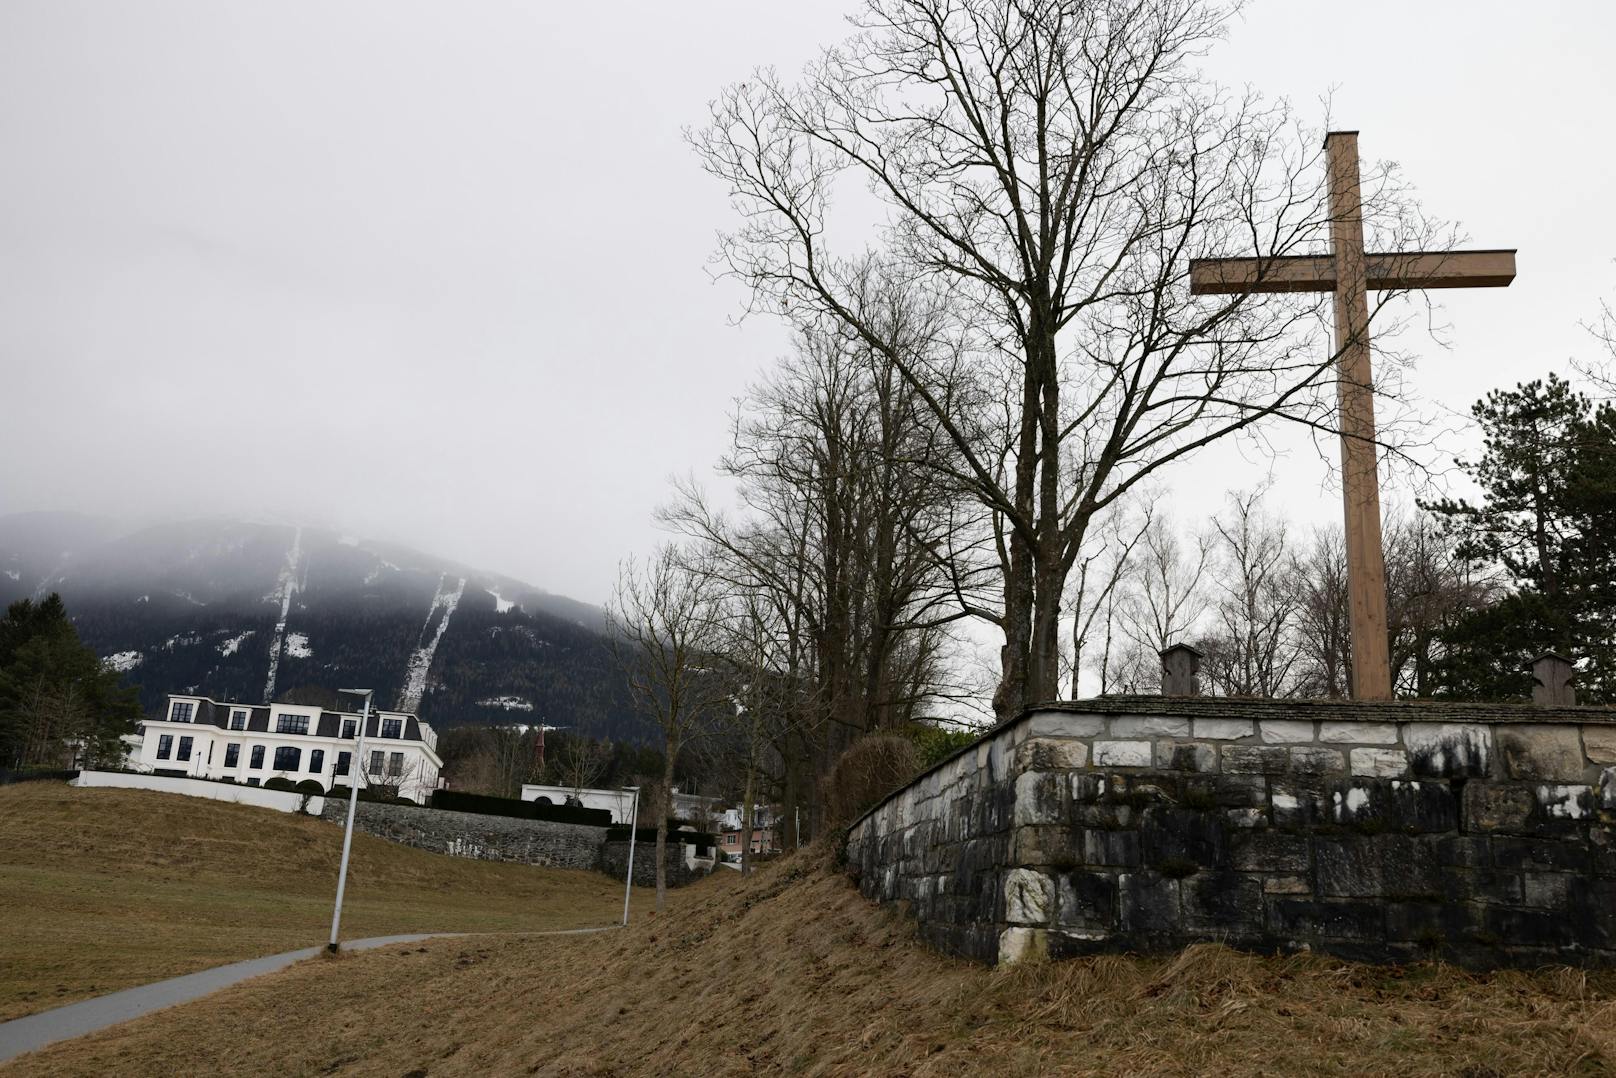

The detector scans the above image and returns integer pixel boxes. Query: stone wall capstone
[845,697,1616,969]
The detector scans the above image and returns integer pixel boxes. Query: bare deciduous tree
[1197,489,1304,697]
[694,0,1436,721]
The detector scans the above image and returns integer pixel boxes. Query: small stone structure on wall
[845,691,1616,969]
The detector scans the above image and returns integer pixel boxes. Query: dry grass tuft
[9,831,1616,1076]
[0,782,631,1020]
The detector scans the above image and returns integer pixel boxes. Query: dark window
[177,736,193,762]
[275,714,309,735]
[381,718,402,739]
[341,719,357,740]
[388,752,404,776]
[309,749,324,773]
[156,734,173,760]
[368,750,384,775]
[246,777,260,787]
[273,746,301,771]
[206,741,214,764]
[225,743,240,768]
[229,710,248,731]
[250,745,264,770]
[168,701,194,723]
[336,751,351,775]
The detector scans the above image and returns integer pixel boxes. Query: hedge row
[0,768,79,786]
[606,825,718,848]
[430,789,611,827]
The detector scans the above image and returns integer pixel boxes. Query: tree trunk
[655,742,676,913]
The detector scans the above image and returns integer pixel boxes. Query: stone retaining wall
[845,697,1616,969]
[320,798,606,870]
[600,838,703,889]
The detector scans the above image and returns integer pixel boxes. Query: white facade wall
[74,769,323,814]
[136,696,443,804]
[520,784,634,823]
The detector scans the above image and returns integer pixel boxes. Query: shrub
[822,735,921,827]
[430,789,611,827]
[263,777,297,792]
[605,824,715,847]
[294,779,325,795]
[901,722,980,769]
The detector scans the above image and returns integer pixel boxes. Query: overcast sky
[2,1,1613,607]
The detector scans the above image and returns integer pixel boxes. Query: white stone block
[1026,711,1106,738]
[1004,868,1054,925]
[998,926,1049,965]
[1260,720,1315,744]
[1093,740,1152,767]
[1109,715,1191,738]
[1193,718,1253,740]
[1013,771,1063,826]
[1350,747,1409,778]
[1319,721,1398,744]
[1016,737,1090,772]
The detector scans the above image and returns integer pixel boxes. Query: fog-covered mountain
[0,512,645,740]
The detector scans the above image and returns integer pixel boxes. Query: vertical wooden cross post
[1189,131,1516,700]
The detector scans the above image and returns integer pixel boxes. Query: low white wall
[74,770,324,815]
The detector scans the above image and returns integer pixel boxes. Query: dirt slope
[9,841,1616,1076]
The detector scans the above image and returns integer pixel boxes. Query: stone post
[1529,652,1577,706]
[1160,643,1202,697]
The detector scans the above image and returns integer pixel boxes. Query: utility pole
[327,688,373,953]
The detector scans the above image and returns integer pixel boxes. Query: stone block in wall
[1463,782,1535,833]
[1272,776,1332,827]
[1316,835,1441,900]
[1185,773,1267,808]
[1584,727,1616,765]
[1093,741,1152,767]
[1330,779,1458,834]
[1491,836,1590,873]
[1319,722,1398,745]
[1194,718,1254,740]
[1082,828,1141,868]
[1004,868,1055,926]
[1155,741,1216,772]
[1014,770,1068,826]
[1180,870,1264,937]
[1599,768,1616,810]
[1110,715,1191,738]
[1440,868,1523,906]
[1497,726,1586,782]
[1016,737,1089,772]
[998,926,1048,964]
[1140,807,1225,870]
[1260,720,1315,744]
[1119,871,1181,937]
[1223,745,1290,775]
[1026,712,1106,738]
[1405,724,1493,778]
[1263,876,1310,895]
[1013,825,1081,868]
[1290,747,1346,776]
[1434,835,1490,868]
[1055,870,1116,932]
[1351,748,1409,778]
[1229,830,1309,873]
[1267,897,1382,941]
[1523,872,1574,908]
[1464,781,1592,837]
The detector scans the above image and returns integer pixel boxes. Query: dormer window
[381,718,403,739]
[341,719,357,740]
[275,713,310,735]
[229,710,248,731]
[168,701,195,723]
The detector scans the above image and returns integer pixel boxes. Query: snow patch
[398,574,466,712]
[487,587,516,614]
[477,695,534,711]
[263,527,304,702]
[103,651,142,673]
[3,569,18,582]
[218,630,254,657]
[285,632,312,659]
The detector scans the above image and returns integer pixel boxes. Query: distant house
[134,694,443,804]
[520,783,635,823]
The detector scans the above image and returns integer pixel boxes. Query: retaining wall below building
[320,798,606,870]
[845,697,1616,969]
[76,769,322,815]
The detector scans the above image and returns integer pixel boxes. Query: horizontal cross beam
[1189,249,1517,295]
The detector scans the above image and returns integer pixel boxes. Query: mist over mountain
[0,512,647,741]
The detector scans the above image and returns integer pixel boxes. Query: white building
[134,694,443,804]
[520,783,634,823]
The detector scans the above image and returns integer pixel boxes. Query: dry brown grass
[10,837,1616,1076]
[0,782,632,1021]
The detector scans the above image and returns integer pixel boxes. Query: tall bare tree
[1197,489,1304,697]
[694,0,1436,720]
[609,546,727,911]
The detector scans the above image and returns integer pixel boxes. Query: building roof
[158,693,431,744]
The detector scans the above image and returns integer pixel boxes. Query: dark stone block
[1140,807,1225,869]
[1181,870,1263,937]
[1229,830,1310,873]
[1185,774,1268,809]
[1329,778,1457,833]
[1435,835,1490,868]
[1441,868,1522,906]
[1266,898,1382,941]
[1316,836,1440,900]
[1385,900,1479,946]
[1055,870,1116,932]
[1272,776,1332,828]
[1463,782,1591,838]
[1082,829,1141,868]
[1491,836,1590,873]
[1479,905,1579,948]
[1120,871,1180,937]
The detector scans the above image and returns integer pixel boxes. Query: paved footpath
[0,927,616,1065]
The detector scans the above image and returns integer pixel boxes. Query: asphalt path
[0,926,617,1066]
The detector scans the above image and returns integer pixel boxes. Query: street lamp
[327,687,373,953]
[620,785,640,926]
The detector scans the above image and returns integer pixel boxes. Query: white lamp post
[620,785,640,926]
[327,688,373,953]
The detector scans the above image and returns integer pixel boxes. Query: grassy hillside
[10,843,1616,1076]
[0,782,630,1021]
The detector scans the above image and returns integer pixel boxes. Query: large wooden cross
[1189,131,1516,700]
